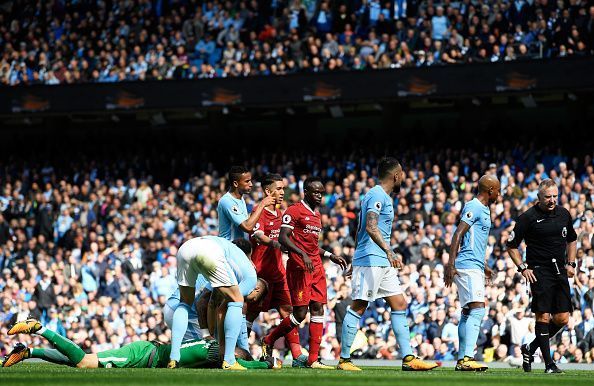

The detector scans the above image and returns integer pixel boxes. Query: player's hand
[261,195,275,207]
[271,240,282,250]
[344,264,353,278]
[301,253,315,273]
[386,249,403,269]
[484,267,495,285]
[522,269,537,283]
[444,265,458,287]
[566,265,575,278]
[329,254,347,270]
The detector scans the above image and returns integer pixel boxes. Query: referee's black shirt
[506,204,577,267]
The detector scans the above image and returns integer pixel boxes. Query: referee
[506,179,577,374]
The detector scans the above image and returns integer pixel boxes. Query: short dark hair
[228,166,249,184]
[232,238,252,256]
[261,173,282,190]
[304,176,323,190]
[378,157,401,180]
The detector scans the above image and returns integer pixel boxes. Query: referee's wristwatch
[566,261,577,268]
[517,262,528,273]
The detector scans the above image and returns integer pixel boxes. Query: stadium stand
[2,0,594,85]
[1,142,593,365]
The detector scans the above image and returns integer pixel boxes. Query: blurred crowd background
[1,142,593,365]
[2,0,594,85]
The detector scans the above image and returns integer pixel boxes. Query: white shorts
[176,237,238,288]
[351,266,403,301]
[163,301,203,341]
[454,268,485,308]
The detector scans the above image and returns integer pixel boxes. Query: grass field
[2,364,594,386]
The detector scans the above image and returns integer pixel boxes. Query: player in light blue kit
[168,236,257,371]
[445,174,500,371]
[218,165,275,240]
[337,157,438,372]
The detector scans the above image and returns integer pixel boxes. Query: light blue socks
[224,302,244,364]
[464,308,485,358]
[340,307,362,358]
[391,310,413,358]
[170,303,191,361]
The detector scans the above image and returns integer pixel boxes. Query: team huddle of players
[2,158,574,373]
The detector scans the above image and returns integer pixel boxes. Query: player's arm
[565,212,578,278]
[279,225,314,272]
[445,220,470,287]
[318,248,346,269]
[505,215,536,283]
[238,196,275,233]
[252,231,282,250]
[195,288,213,339]
[366,211,401,269]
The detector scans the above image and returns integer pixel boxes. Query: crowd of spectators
[2,0,594,86]
[1,142,594,365]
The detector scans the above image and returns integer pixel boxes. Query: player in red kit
[261,177,346,369]
[246,174,305,363]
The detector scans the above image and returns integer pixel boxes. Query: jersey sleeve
[219,197,247,227]
[281,205,298,230]
[566,210,578,243]
[250,209,264,238]
[506,212,527,249]
[363,189,383,215]
[460,202,479,227]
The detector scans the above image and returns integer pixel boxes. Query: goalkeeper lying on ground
[1,319,280,370]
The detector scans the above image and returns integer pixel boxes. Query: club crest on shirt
[374,201,382,211]
[298,291,303,301]
[231,205,240,214]
[562,226,567,238]
[283,214,291,224]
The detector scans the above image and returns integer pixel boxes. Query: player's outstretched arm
[239,195,275,233]
[252,232,281,249]
[318,248,347,269]
[445,220,469,287]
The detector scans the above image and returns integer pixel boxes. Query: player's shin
[170,303,191,361]
[464,308,485,358]
[285,326,303,359]
[340,307,361,359]
[264,314,299,345]
[38,328,86,365]
[224,302,244,364]
[458,313,468,360]
[390,310,413,358]
[307,315,324,365]
[31,348,72,366]
[237,315,249,351]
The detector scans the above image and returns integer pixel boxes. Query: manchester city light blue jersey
[353,185,394,267]
[217,192,249,240]
[455,198,492,270]
[204,236,257,295]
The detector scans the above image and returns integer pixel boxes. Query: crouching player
[2,319,280,369]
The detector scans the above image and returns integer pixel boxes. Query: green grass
[2,364,594,386]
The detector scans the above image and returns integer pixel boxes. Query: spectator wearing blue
[432,6,449,41]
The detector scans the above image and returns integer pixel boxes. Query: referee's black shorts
[530,266,573,314]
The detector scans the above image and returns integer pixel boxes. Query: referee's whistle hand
[522,269,537,283]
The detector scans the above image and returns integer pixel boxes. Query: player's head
[537,178,558,212]
[228,166,252,194]
[232,237,252,258]
[478,174,501,205]
[245,278,269,304]
[303,176,324,208]
[378,157,403,193]
[261,173,284,206]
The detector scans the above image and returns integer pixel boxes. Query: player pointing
[445,174,500,371]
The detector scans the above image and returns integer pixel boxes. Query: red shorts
[287,265,327,306]
[247,278,292,313]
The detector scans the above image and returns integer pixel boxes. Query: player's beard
[393,184,401,194]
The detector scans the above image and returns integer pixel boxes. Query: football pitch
[3,364,594,386]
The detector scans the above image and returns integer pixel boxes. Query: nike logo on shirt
[537,219,544,223]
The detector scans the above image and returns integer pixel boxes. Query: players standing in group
[246,174,306,364]
[337,157,438,371]
[261,177,347,369]
[445,175,500,371]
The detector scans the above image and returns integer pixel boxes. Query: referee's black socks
[529,321,564,355]
[534,322,553,365]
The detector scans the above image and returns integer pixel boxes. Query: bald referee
[506,179,577,374]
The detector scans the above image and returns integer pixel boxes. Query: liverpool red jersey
[250,207,285,282]
[281,200,322,271]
